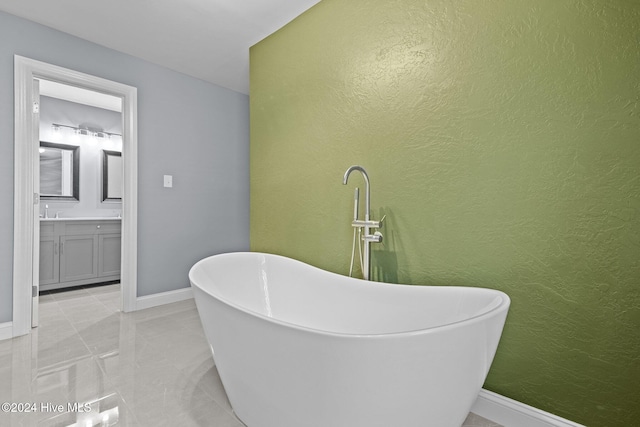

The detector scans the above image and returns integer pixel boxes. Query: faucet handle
[363,231,383,243]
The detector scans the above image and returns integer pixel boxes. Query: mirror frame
[102,149,123,201]
[39,141,80,201]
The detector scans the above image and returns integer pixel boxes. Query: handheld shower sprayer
[353,188,359,221]
[349,188,364,277]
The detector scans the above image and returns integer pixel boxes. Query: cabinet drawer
[65,220,121,235]
[94,220,121,234]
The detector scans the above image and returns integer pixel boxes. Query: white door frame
[12,55,138,337]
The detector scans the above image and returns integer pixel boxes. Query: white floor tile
[0,283,502,427]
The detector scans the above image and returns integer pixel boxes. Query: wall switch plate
[163,175,173,188]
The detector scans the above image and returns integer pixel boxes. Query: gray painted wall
[0,11,250,323]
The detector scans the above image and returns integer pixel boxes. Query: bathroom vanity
[39,218,121,291]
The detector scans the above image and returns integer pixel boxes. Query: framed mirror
[39,141,79,200]
[102,150,123,201]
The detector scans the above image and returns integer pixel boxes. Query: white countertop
[40,217,121,221]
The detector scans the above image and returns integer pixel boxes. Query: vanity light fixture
[51,124,62,141]
[51,123,122,139]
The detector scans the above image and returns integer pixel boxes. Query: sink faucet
[343,165,382,280]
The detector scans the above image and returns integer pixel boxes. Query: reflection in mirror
[103,150,123,201]
[40,141,79,200]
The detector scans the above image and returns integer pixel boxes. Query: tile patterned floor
[0,283,503,426]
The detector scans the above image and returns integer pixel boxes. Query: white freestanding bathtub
[189,252,510,427]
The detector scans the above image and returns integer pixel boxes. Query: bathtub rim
[189,251,511,339]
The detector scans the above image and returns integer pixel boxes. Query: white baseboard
[135,287,193,311]
[0,322,13,341]
[472,389,585,427]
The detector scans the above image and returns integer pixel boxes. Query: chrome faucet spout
[343,165,370,221]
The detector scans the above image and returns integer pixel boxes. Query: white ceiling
[0,0,321,95]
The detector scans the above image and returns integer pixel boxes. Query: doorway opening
[13,56,138,337]
[37,80,123,325]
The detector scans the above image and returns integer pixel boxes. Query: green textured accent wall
[249,1,640,425]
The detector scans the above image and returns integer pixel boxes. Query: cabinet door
[39,235,59,285]
[60,235,99,282]
[99,234,121,277]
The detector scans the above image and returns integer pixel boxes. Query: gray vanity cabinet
[39,220,121,291]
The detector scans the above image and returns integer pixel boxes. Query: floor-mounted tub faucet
[343,165,382,280]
